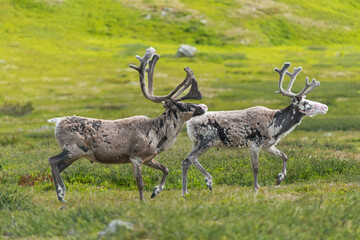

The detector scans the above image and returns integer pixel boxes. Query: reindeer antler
[275,62,320,98]
[130,47,202,103]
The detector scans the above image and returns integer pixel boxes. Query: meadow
[1,0,360,239]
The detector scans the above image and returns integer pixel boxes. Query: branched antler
[130,47,202,103]
[275,62,320,98]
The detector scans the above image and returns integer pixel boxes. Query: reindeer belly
[89,133,156,164]
[190,119,265,148]
[91,152,131,164]
[190,120,247,148]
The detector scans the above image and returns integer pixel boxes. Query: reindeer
[48,48,208,202]
[182,62,328,195]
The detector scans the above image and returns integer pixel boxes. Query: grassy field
[1,0,360,239]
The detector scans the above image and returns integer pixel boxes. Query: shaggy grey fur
[48,48,207,202]
[182,63,328,195]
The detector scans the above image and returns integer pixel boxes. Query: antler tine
[275,62,298,97]
[174,77,202,101]
[129,48,155,72]
[145,54,160,96]
[130,48,201,103]
[129,47,160,102]
[298,77,320,96]
[171,79,192,100]
[171,67,194,99]
[274,62,320,98]
[285,67,302,92]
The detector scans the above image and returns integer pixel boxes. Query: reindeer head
[130,48,207,120]
[163,99,208,120]
[275,62,328,117]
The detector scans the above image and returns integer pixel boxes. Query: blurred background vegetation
[0,0,359,134]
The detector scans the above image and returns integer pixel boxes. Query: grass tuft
[0,186,32,211]
[0,102,34,116]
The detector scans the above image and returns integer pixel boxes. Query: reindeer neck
[151,109,187,150]
[273,103,305,138]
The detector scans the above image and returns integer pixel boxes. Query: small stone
[175,44,197,57]
[98,219,134,238]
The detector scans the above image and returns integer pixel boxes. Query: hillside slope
[0,0,359,133]
[1,0,359,47]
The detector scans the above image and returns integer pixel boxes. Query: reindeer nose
[322,105,328,112]
[200,104,208,112]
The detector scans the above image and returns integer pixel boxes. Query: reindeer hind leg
[186,141,213,192]
[49,150,73,202]
[130,157,145,201]
[181,157,192,196]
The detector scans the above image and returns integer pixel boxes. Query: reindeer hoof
[276,173,283,185]
[205,178,212,191]
[58,198,67,203]
[182,192,188,197]
[151,186,160,198]
[151,192,157,198]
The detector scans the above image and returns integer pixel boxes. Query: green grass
[2,183,360,239]
[1,0,360,239]
[1,132,360,239]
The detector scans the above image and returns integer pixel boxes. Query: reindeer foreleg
[144,158,169,198]
[264,146,288,185]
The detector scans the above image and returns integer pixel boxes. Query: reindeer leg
[130,157,145,201]
[250,146,261,191]
[144,158,169,199]
[264,146,288,185]
[58,159,76,173]
[181,158,192,196]
[49,150,73,202]
[186,142,212,192]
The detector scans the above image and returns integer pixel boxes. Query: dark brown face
[164,100,208,118]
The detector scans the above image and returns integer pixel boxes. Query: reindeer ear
[163,99,172,109]
[291,97,300,104]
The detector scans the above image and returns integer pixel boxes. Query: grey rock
[98,219,134,238]
[176,44,197,57]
